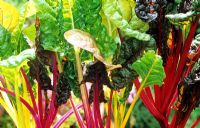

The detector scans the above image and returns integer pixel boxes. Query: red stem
[20,68,38,114]
[93,77,104,128]
[161,17,199,114]
[166,89,178,118]
[191,117,200,128]
[177,103,195,128]
[145,87,154,103]
[106,90,113,128]
[134,79,168,127]
[38,85,43,125]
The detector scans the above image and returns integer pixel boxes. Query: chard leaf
[111,38,156,101]
[38,13,61,51]
[33,0,75,55]
[0,0,20,31]
[132,51,165,87]
[23,24,36,42]
[72,0,117,60]
[165,11,195,25]
[63,61,80,98]
[102,0,150,41]
[64,29,121,69]
[0,49,35,85]
[118,0,132,21]
[0,26,15,60]
[0,49,35,68]
[192,0,200,12]
[128,1,149,32]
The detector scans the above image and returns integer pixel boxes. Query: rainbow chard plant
[0,0,200,128]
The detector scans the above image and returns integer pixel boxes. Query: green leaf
[34,0,74,55]
[23,24,36,42]
[192,0,200,13]
[73,0,117,61]
[0,26,15,60]
[102,0,150,41]
[132,51,165,87]
[63,61,80,98]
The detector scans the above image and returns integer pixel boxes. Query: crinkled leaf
[0,26,15,60]
[33,0,56,17]
[102,0,150,41]
[111,38,156,101]
[192,0,200,12]
[132,51,165,87]
[63,61,80,98]
[34,0,73,54]
[73,0,117,60]
[0,0,20,31]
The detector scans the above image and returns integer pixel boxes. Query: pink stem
[20,68,38,114]
[45,53,59,128]
[70,97,85,128]
[38,86,44,125]
[53,104,83,128]
[93,78,104,128]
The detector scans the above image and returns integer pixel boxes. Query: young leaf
[132,51,165,87]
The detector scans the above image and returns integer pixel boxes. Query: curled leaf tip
[64,29,98,53]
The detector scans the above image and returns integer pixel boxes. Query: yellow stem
[14,71,25,128]
[74,47,91,121]
[120,81,145,128]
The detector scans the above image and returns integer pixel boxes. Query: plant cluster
[0,0,200,128]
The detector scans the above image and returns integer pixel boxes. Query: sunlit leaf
[132,51,165,87]
[23,24,36,42]
[118,0,132,21]
[0,0,20,31]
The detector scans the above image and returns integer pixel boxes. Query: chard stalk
[74,47,94,127]
[120,80,146,128]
